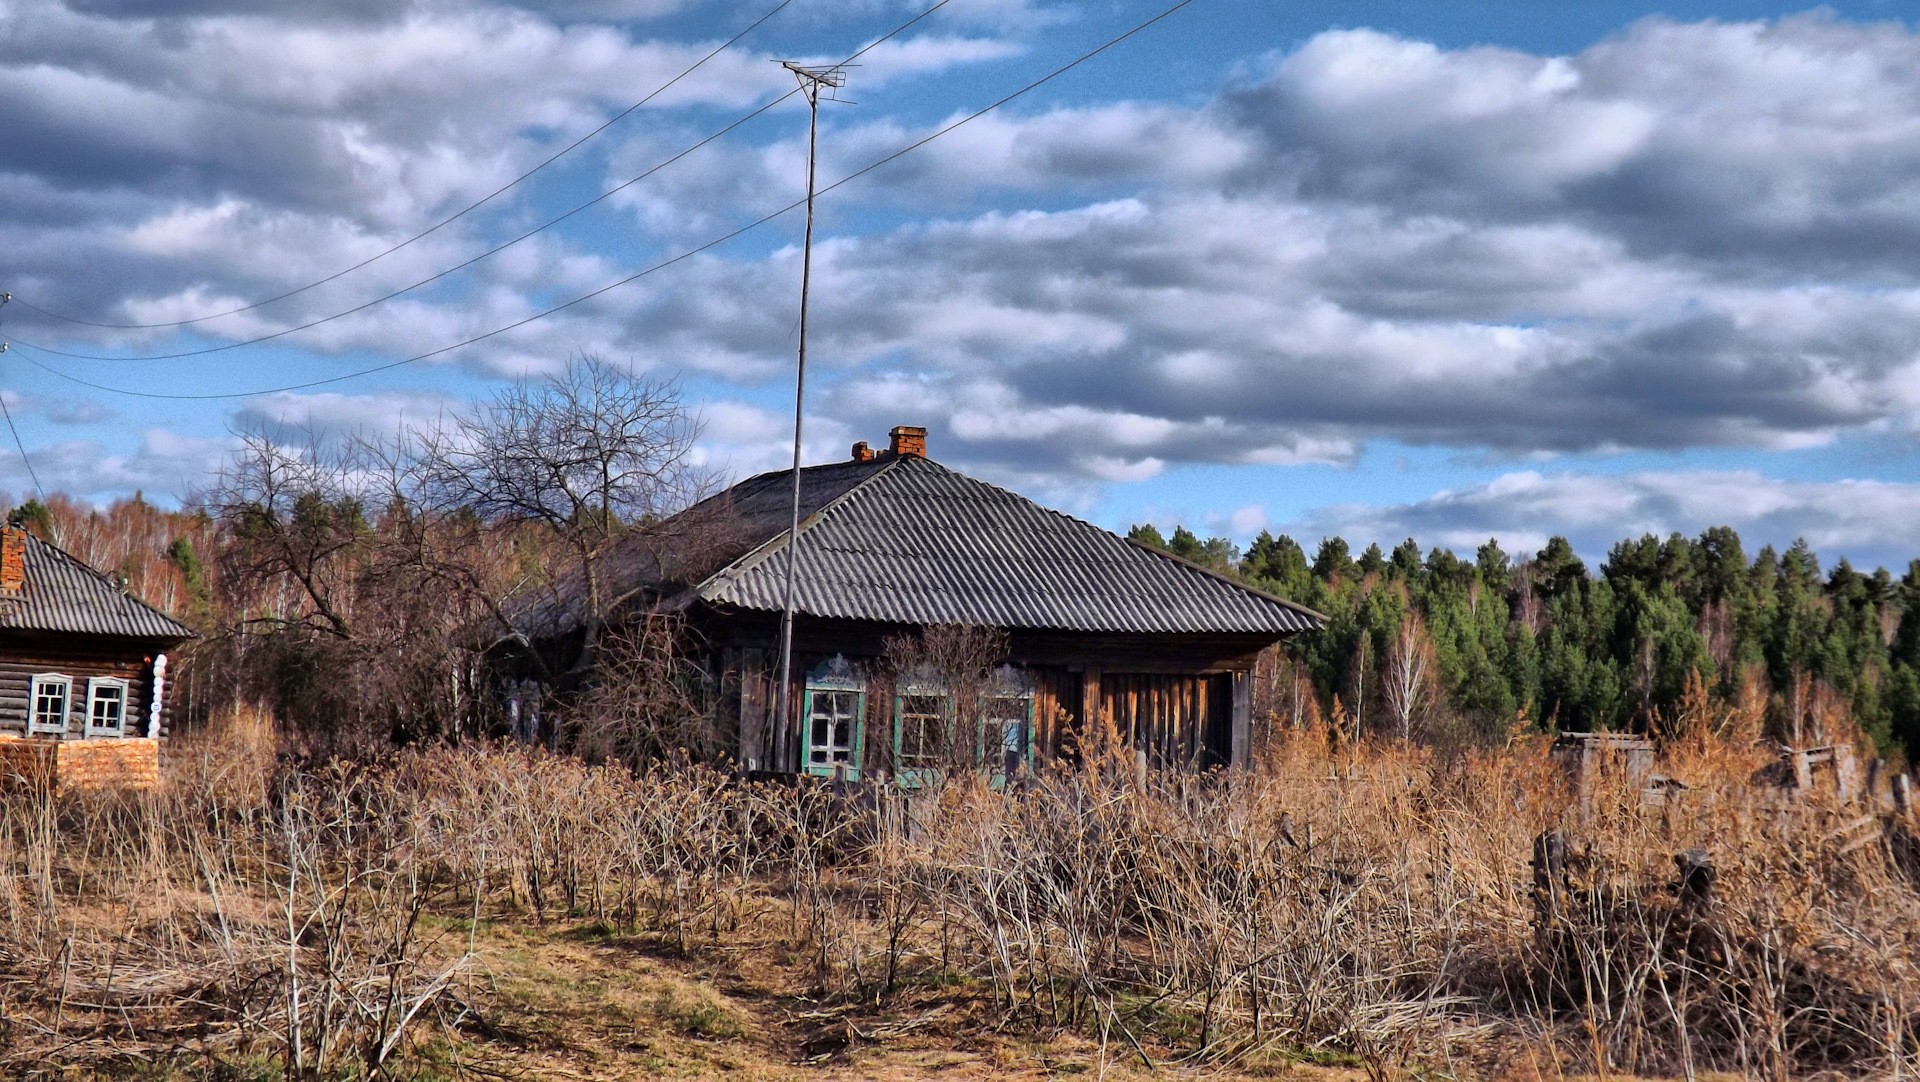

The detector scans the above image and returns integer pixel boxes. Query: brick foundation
[0,735,161,791]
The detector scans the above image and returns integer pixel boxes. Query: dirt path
[446,913,1372,1081]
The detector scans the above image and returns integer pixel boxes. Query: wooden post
[1793,749,1815,794]
[1531,830,1566,932]
[737,648,769,773]
[1894,773,1914,821]
[1082,665,1103,744]
[1230,670,1253,770]
[1675,849,1714,912]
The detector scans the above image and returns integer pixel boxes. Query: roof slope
[0,532,195,640]
[503,459,889,642]
[697,456,1321,635]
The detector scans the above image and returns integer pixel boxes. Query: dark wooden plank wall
[1098,672,1233,770]
[0,639,166,740]
[724,654,1243,773]
[692,608,1277,676]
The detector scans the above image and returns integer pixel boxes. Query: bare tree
[415,356,703,679]
[210,428,369,643]
[1382,610,1436,743]
[881,625,1011,777]
[572,611,719,767]
[206,428,495,746]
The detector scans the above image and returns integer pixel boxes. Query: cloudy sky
[4,0,1920,567]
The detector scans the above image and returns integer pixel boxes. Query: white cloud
[569,12,1920,480]
[0,429,233,504]
[229,390,459,447]
[16,1,1920,551]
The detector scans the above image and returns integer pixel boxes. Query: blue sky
[4,0,1920,568]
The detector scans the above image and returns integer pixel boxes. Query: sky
[4,0,1920,569]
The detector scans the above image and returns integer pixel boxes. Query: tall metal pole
[773,64,839,771]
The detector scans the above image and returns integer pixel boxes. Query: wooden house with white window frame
[497,426,1324,783]
[0,526,195,789]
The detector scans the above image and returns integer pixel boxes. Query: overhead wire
[6,0,958,364]
[0,297,47,503]
[7,0,1201,403]
[7,0,800,331]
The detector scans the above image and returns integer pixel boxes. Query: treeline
[1130,523,1920,763]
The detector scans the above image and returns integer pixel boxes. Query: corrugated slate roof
[697,456,1322,635]
[0,532,195,640]
[502,459,890,641]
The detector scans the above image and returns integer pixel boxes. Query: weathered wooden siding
[1098,672,1233,770]
[0,634,167,740]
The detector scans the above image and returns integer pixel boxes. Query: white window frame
[28,673,72,736]
[86,677,130,738]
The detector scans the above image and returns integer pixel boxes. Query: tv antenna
[772,60,851,772]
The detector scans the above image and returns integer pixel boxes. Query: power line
[0,383,45,507]
[6,0,960,364]
[10,0,1201,403]
[0,298,46,503]
[12,91,800,363]
[9,0,799,331]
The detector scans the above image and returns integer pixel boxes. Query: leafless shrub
[880,624,1012,778]
[571,613,720,767]
[8,698,1919,1078]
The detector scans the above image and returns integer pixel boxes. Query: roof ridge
[1123,538,1329,623]
[900,459,1330,623]
[696,456,904,592]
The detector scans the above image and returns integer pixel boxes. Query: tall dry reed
[5,700,1917,1079]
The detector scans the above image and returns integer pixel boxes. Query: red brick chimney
[850,440,874,462]
[0,527,25,595]
[888,426,927,459]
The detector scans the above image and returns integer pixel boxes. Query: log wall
[0,635,168,740]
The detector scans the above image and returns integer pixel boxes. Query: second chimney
[0,527,25,595]
[888,425,927,459]
[850,440,874,462]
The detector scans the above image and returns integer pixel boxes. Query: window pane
[807,690,860,770]
[899,695,947,769]
[93,685,124,731]
[34,680,68,732]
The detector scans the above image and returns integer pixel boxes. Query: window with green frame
[892,664,1034,788]
[980,691,1033,788]
[803,656,864,779]
[893,687,950,788]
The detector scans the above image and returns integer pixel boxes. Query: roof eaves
[694,457,902,600]
[1122,538,1328,627]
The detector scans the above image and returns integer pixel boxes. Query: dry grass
[3,697,1918,1080]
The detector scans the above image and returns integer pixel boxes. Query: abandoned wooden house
[0,526,195,789]
[501,427,1323,781]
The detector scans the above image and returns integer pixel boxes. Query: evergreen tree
[1533,536,1587,601]
[1357,542,1387,579]
[1389,538,1424,582]
[1475,538,1511,587]
[1242,532,1314,602]
[1312,537,1356,583]
[1258,525,1920,760]
[1127,523,1167,549]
